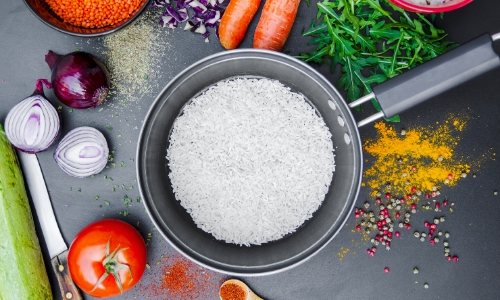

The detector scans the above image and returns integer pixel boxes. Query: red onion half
[5,79,61,153]
[54,126,109,178]
[46,50,110,109]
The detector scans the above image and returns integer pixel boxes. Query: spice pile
[220,282,247,300]
[141,254,223,299]
[101,8,170,106]
[354,115,474,261]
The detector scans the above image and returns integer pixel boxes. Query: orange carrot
[218,0,262,49]
[253,0,301,51]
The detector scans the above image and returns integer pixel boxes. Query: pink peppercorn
[424,221,431,228]
[385,193,391,199]
[430,240,436,245]
[435,203,441,209]
[453,256,459,262]
[411,203,417,210]
[356,225,361,231]
[447,256,452,261]
[384,267,390,273]
[443,200,449,206]
[395,231,401,237]
[411,187,417,193]
[448,173,453,180]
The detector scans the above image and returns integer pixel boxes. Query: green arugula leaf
[298,0,458,123]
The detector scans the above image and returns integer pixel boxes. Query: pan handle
[350,33,500,127]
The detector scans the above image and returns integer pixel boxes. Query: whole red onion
[46,50,110,109]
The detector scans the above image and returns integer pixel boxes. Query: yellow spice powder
[363,116,470,197]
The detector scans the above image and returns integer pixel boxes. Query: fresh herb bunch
[298,0,458,121]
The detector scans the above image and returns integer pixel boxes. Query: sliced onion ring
[5,79,60,153]
[54,126,109,178]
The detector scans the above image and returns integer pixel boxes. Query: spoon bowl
[220,279,263,300]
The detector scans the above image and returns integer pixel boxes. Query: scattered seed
[413,267,419,274]
[424,283,429,289]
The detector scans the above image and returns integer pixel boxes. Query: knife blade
[17,151,82,300]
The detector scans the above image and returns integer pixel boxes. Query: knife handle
[51,250,84,300]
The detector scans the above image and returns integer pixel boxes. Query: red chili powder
[141,254,225,299]
[220,283,247,300]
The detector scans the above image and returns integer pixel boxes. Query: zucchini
[0,124,52,299]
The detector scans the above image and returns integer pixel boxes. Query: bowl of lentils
[23,0,150,37]
[388,0,473,13]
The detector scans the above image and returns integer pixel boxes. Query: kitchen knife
[17,151,83,300]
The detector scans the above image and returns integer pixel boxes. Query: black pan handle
[351,33,500,127]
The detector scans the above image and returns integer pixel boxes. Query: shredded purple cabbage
[153,0,229,41]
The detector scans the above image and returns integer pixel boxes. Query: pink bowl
[388,0,473,13]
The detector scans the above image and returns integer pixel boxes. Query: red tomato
[68,219,147,298]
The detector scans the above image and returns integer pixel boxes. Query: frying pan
[137,33,500,276]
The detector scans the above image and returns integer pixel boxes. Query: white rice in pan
[166,78,335,246]
[405,0,450,5]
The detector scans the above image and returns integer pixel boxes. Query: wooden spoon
[220,279,263,300]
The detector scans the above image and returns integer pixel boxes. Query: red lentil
[45,0,143,28]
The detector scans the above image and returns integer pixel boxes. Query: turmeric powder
[363,116,470,198]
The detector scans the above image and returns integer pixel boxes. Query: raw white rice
[166,78,335,246]
[405,0,450,5]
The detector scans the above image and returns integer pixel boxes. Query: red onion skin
[46,51,110,109]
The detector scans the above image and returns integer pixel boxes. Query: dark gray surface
[1,1,499,299]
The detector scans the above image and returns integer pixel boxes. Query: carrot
[218,0,262,49]
[253,0,301,51]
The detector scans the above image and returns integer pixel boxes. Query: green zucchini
[0,124,52,299]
